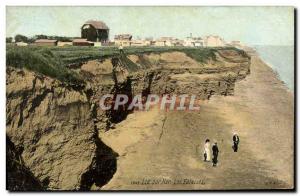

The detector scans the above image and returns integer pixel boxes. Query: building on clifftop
[203,35,225,47]
[114,34,133,46]
[81,20,109,42]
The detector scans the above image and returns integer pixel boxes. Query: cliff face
[6,136,44,191]
[81,50,250,131]
[6,68,117,190]
[6,48,250,190]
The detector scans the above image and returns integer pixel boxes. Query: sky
[6,6,294,45]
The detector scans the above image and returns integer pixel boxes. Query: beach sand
[100,55,294,190]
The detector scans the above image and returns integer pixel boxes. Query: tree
[27,37,36,43]
[35,34,48,39]
[33,35,73,42]
[6,37,13,43]
[15,34,28,43]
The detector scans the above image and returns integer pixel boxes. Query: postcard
[6,6,295,191]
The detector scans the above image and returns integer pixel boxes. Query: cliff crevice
[6,48,251,190]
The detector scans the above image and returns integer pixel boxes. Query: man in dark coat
[212,142,219,167]
[232,133,240,152]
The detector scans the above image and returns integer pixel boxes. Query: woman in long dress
[203,139,211,161]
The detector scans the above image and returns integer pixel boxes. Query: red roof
[72,39,88,42]
[82,20,109,30]
[72,39,94,44]
[114,34,132,40]
[35,39,57,43]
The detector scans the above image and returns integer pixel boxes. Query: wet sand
[100,55,294,190]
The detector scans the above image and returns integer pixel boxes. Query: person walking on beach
[212,142,219,167]
[232,132,240,152]
[119,45,124,55]
[203,139,211,162]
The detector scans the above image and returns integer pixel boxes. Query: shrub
[6,37,13,43]
[14,34,28,43]
[6,46,84,85]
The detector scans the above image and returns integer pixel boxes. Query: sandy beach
[5,6,295,191]
[100,55,294,190]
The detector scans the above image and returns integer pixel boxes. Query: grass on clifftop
[8,45,223,65]
[6,46,84,85]
[6,45,247,84]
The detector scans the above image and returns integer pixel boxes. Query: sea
[253,45,294,92]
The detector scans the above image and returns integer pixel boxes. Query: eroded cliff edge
[6,47,250,190]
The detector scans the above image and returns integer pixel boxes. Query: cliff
[6,47,251,190]
[6,136,44,191]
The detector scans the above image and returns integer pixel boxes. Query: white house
[154,39,166,47]
[114,34,132,46]
[183,36,204,47]
[203,35,225,47]
[229,40,242,48]
[15,42,28,47]
[154,37,177,47]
